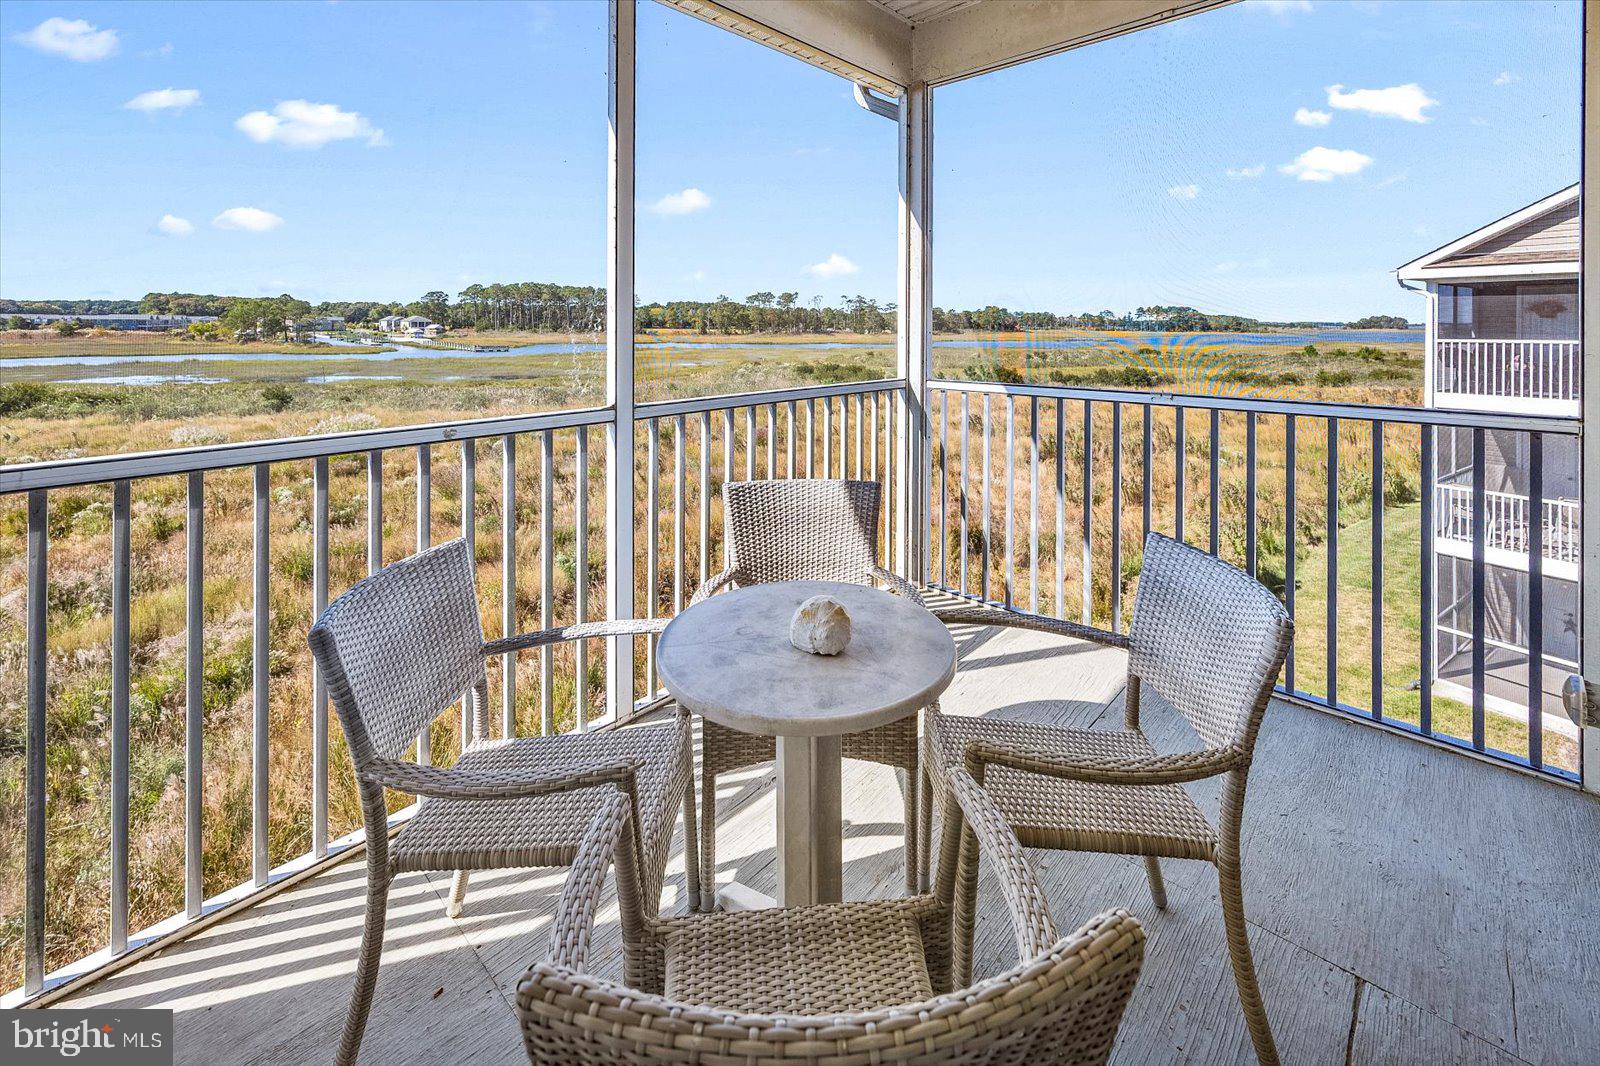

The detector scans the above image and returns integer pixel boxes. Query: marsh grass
[8,333,1563,994]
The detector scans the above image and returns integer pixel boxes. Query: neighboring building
[1397,186,1581,735]
[24,313,219,330]
[296,315,346,332]
[378,314,444,337]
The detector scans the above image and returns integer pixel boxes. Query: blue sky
[0,0,1580,321]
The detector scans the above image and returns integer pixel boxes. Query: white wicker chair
[925,532,1294,1064]
[517,764,1145,1065]
[690,478,928,908]
[307,538,698,1066]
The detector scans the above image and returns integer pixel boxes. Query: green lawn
[1290,501,1576,772]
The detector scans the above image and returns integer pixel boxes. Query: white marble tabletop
[656,580,956,738]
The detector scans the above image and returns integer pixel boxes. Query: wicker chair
[307,538,699,1066]
[517,763,1146,1065]
[925,532,1293,1065]
[691,478,928,908]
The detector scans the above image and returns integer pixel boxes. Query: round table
[656,580,956,909]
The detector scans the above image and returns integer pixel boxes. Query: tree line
[3,288,1413,336]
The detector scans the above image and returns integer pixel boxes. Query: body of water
[7,328,1420,385]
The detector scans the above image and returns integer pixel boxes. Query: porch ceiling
[660,0,1230,94]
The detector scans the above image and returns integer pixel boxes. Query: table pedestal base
[776,734,842,908]
[712,734,844,912]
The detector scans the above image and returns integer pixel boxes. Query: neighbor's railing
[924,378,1583,784]
[0,377,909,1005]
[1434,338,1580,404]
[1433,483,1581,567]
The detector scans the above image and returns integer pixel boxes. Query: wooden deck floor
[56,620,1600,1064]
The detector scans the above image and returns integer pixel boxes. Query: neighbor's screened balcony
[1433,284,1582,414]
[1,3,1595,1062]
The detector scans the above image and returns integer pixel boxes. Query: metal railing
[3,372,1585,1005]
[924,378,1582,784]
[1434,338,1581,404]
[1,378,908,1004]
[1434,483,1582,567]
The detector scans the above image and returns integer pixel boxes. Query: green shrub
[261,385,293,413]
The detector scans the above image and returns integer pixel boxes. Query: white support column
[1578,0,1598,792]
[605,0,637,721]
[896,82,932,581]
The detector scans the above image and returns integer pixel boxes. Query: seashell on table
[789,595,852,655]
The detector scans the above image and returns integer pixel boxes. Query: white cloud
[1167,184,1200,201]
[1325,83,1438,123]
[1279,146,1374,182]
[806,253,859,278]
[125,88,201,112]
[1226,164,1266,179]
[1294,107,1332,127]
[14,17,119,61]
[235,100,386,148]
[650,188,711,215]
[157,214,194,236]
[212,207,284,232]
[1250,0,1313,12]
[1492,71,1518,87]
[1214,261,1240,273]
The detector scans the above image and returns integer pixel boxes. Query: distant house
[299,315,346,332]
[377,314,444,337]
[1397,185,1580,733]
[26,313,219,330]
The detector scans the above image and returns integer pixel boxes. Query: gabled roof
[1397,185,1579,282]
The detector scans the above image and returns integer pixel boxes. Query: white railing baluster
[699,414,711,588]
[540,431,554,736]
[416,446,432,763]
[745,406,757,482]
[1055,398,1065,619]
[980,395,991,602]
[502,435,517,738]
[822,396,833,478]
[646,419,659,695]
[574,427,589,732]
[767,403,778,478]
[787,400,797,478]
[367,451,383,574]
[1004,397,1015,608]
[461,441,476,749]
[185,473,204,917]
[312,458,329,853]
[25,490,47,994]
[1110,403,1123,633]
[674,416,686,616]
[252,464,270,887]
[110,480,131,954]
[1029,397,1039,615]
[960,393,969,595]
[853,394,863,479]
[1082,401,1092,626]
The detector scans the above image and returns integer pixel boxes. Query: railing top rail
[1435,337,1581,345]
[0,406,614,494]
[635,377,904,419]
[927,378,1582,435]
